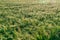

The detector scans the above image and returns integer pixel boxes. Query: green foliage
[0,2,60,40]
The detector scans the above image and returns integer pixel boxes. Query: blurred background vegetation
[0,0,60,40]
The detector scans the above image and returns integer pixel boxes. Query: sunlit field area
[0,0,60,40]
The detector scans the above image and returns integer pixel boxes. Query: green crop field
[0,0,60,40]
